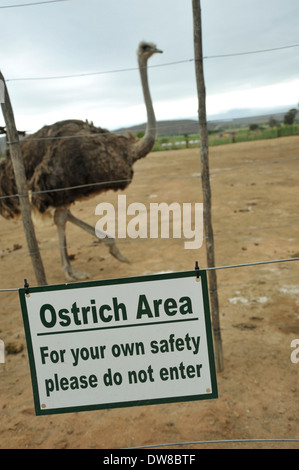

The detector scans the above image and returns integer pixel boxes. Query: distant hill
[116,119,200,136]
[0,108,295,155]
[116,110,291,136]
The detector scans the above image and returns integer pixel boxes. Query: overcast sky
[0,0,299,133]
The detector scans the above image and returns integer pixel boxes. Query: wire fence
[0,153,298,201]
[0,150,298,285]
[0,146,298,291]
[0,0,70,9]
[0,257,298,292]
[4,44,299,82]
[128,438,299,449]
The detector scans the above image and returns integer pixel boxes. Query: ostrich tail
[31,206,54,227]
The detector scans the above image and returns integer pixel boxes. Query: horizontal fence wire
[5,44,299,82]
[1,266,299,309]
[0,257,298,292]
[128,438,299,449]
[205,257,299,271]
[0,0,70,9]
[0,154,298,201]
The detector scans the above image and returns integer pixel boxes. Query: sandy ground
[0,136,298,449]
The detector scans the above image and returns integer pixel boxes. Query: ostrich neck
[134,58,157,161]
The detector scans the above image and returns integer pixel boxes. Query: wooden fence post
[0,71,47,286]
[192,0,224,372]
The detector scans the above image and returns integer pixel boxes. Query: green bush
[152,123,299,151]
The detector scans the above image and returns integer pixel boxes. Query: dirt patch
[0,136,298,449]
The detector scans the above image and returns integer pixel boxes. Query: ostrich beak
[154,47,163,54]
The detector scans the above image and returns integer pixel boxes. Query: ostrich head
[137,41,163,64]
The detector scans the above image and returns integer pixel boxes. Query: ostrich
[0,41,163,281]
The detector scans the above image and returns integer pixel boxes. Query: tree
[284,108,297,125]
[269,116,278,127]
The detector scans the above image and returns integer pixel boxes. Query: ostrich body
[0,41,162,281]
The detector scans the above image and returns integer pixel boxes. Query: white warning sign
[19,270,218,415]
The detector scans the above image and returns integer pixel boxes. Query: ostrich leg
[54,207,90,281]
[66,210,129,263]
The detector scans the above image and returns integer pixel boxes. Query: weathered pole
[0,71,47,286]
[192,0,224,371]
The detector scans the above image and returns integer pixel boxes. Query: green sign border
[19,269,218,416]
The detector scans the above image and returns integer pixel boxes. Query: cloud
[207,80,299,116]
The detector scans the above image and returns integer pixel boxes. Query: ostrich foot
[108,242,130,263]
[67,211,129,264]
[64,267,90,282]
